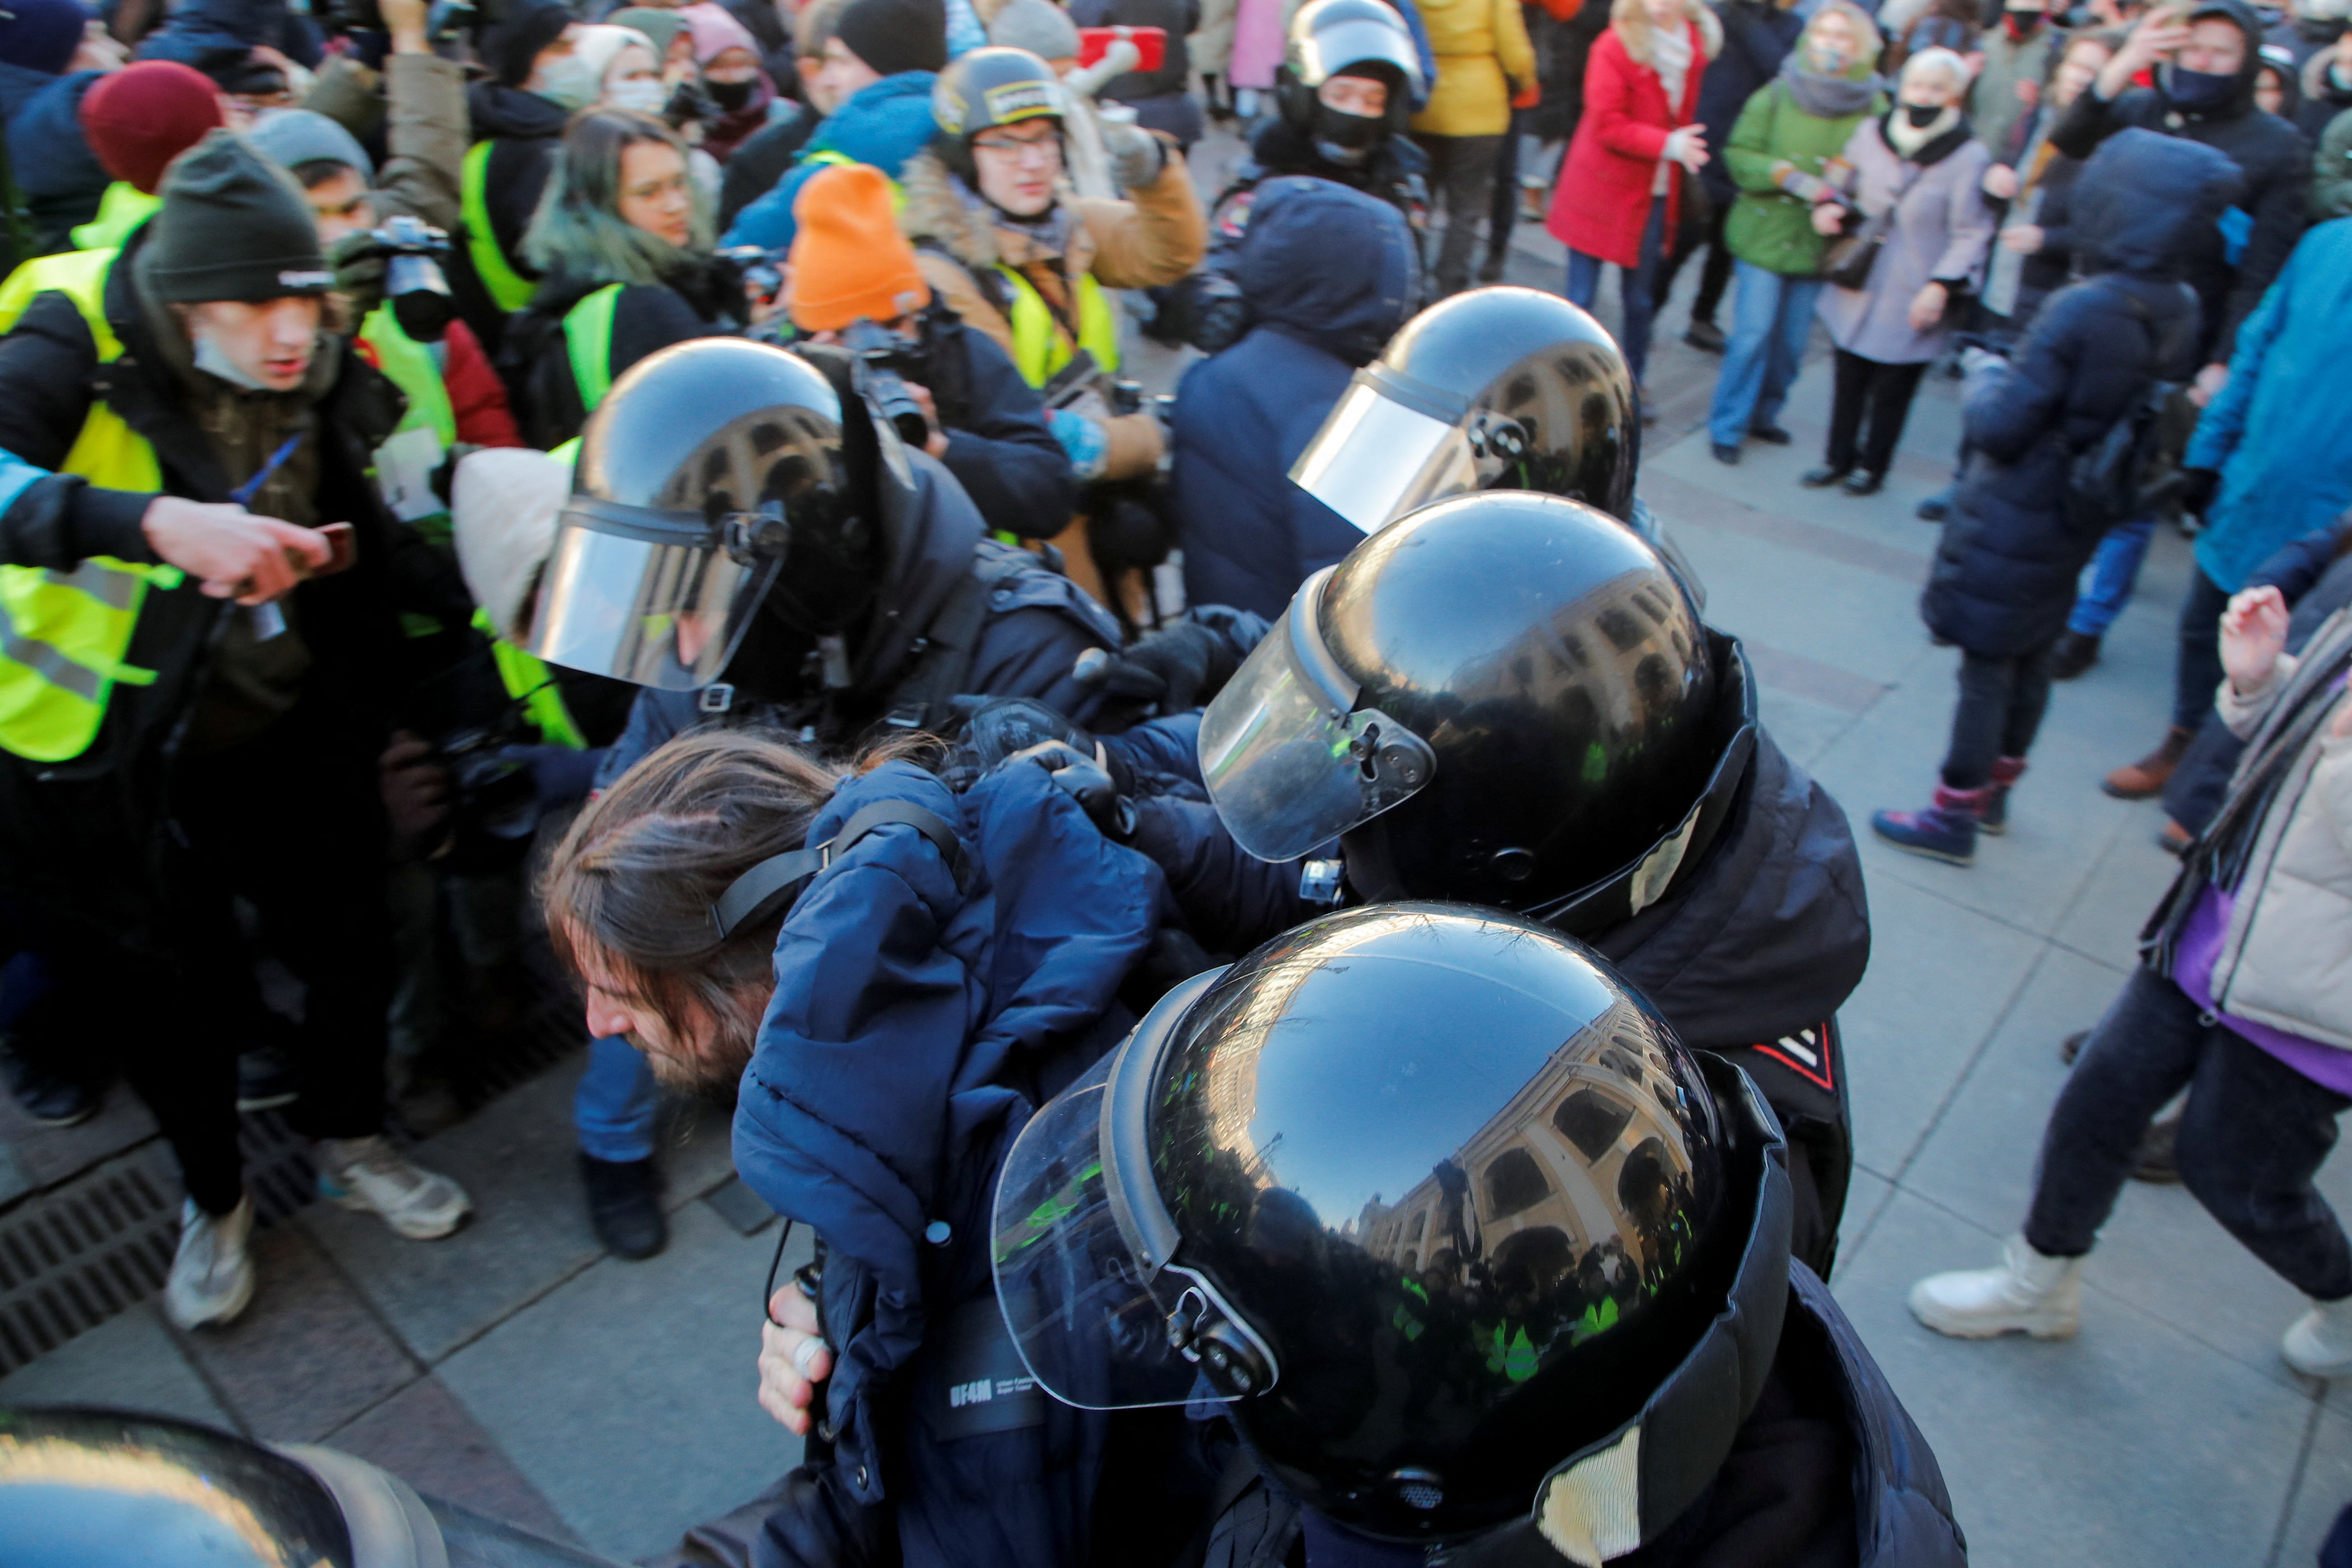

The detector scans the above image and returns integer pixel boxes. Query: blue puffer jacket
[1171,177,1414,619]
[722,72,940,252]
[0,63,110,250]
[732,759,1166,1568]
[1923,130,2240,657]
[2184,218,2352,595]
[135,0,322,73]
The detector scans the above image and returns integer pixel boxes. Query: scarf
[1884,101,1959,157]
[1651,22,1695,111]
[1782,56,1883,117]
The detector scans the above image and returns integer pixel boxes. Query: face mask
[1311,103,1383,165]
[2166,62,2237,109]
[1903,101,1945,125]
[708,78,755,111]
[532,54,602,112]
[606,77,667,113]
[192,326,277,391]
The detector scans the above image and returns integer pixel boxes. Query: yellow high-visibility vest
[474,606,585,750]
[69,182,160,252]
[461,141,537,313]
[359,303,455,446]
[562,284,624,414]
[0,248,187,763]
[998,265,1119,388]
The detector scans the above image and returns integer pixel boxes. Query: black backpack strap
[880,549,1030,732]
[710,799,968,938]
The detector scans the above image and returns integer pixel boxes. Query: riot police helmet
[1276,0,1424,159]
[1290,286,1639,533]
[931,47,1067,183]
[991,904,1792,1546]
[1195,492,1751,931]
[528,337,900,690]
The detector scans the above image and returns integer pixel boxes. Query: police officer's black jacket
[0,222,467,949]
[904,302,1078,540]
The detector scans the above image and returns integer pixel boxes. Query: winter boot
[581,1153,668,1260]
[1978,757,2026,835]
[1871,783,1991,865]
[1908,1233,2085,1340]
[2283,1296,2352,1377]
[2102,724,2193,799]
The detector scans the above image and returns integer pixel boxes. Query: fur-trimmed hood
[896,148,1099,283]
[1609,0,1723,66]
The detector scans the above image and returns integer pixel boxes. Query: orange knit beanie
[786,163,932,332]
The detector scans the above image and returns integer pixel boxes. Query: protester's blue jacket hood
[135,0,321,71]
[0,64,108,204]
[731,758,1165,1567]
[722,71,939,251]
[2071,126,2244,278]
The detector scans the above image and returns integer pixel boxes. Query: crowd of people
[0,0,2350,1559]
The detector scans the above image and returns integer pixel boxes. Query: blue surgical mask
[2166,62,2237,110]
[192,328,274,391]
[605,77,667,113]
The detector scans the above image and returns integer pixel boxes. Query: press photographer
[781,162,1075,539]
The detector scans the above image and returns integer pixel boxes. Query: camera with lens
[435,719,541,874]
[838,318,933,448]
[347,214,456,342]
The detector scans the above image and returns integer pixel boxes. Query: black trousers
[23,698,392,1213]
[1823,349,1928,478]
[2171,566,2233,732]
[2026,967,2352,1301]
[1413,132,1504,296]
[1649,199,1734,327]
[1941,642,2056,789]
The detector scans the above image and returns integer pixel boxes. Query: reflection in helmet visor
[1289,378,1479,536]
[1293,7,1425,96]
[528,500,781,690]
[1198,571,1436,862]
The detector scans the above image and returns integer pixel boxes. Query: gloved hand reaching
[1004,739,1136,839]
[1072,610,1267,715]
[1101,122,1166,192]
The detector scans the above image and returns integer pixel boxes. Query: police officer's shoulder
[969,537,1122,645]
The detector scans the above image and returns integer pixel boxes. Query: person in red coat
[1548,0,1720,408]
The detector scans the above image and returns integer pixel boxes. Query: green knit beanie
[143,129,334,304]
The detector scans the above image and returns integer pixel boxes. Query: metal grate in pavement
[0,1111,315,1377]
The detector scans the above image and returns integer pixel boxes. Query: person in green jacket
[1705,0,1883,462]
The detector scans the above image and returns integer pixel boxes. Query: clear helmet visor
[1293,11,1425,96]
[526,500,782,690]
[993,1051,1221,1410]
[1197,571,1435,863]
[1288,378,1479,537]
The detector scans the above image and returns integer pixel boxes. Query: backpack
[2064,283,2185,533]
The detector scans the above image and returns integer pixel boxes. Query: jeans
[1566,198,1668,385]
[2173,566,2232,731]
[576,1034,659,1163]
[1413,131,1504,295]
[2025,967,2352,1300]
[1823,349,1928,477]
[1708,262,1824,448]
[1942,642,2055,789]
[2066,517,2158,638]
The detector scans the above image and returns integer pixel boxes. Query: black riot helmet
[1290,286,1639,532]
[931,46,1067,182]
[1276,0,1424,163]
[992,904,1792,1548]
[528,337,900,690]
[1197,492,1751,932]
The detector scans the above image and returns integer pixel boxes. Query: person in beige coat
[1908,579,2352,1380]
[1409,0,1535,291]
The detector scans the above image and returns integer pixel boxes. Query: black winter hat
[484,0,577,86]
[834,0,947,76]
[143,130,332,302]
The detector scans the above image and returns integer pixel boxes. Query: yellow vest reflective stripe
[462,141,537,314]
[360,304,455,446]
[473,606,586,750]
[69,182,161,253]
[998,266,1119,388]
[563,284,624,414]
[0,248,186,763]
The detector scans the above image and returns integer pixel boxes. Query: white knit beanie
[452,447,572,645]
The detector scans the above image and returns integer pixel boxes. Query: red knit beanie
[79,61,225,195]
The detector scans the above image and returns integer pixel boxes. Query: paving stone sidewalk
[4,133,2345,1566]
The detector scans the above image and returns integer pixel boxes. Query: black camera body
[436,719,540,874]
[356,214,457,342]
[838,318,933,449]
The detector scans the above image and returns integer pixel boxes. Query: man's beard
[629,1000,760,1099]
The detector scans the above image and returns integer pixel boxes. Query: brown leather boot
[2102,725,2193,799]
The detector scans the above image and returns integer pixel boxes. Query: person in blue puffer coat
[545,726,1181,1568]
[0,0,117,260]
[1869,129,2242,868]
[1169,175,1415,619]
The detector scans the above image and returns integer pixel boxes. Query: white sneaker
[1907,1233,2084,1340]
[165,1194,255,1330]
[2282,1297,2352,1377]
[317,1135,472,1240]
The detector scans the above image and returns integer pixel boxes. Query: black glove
[329,230,388,318]
[2177,466,2220,520]
[946,696,1101,786]
[1073,615,1253,715]
[1006,740,1136,839]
